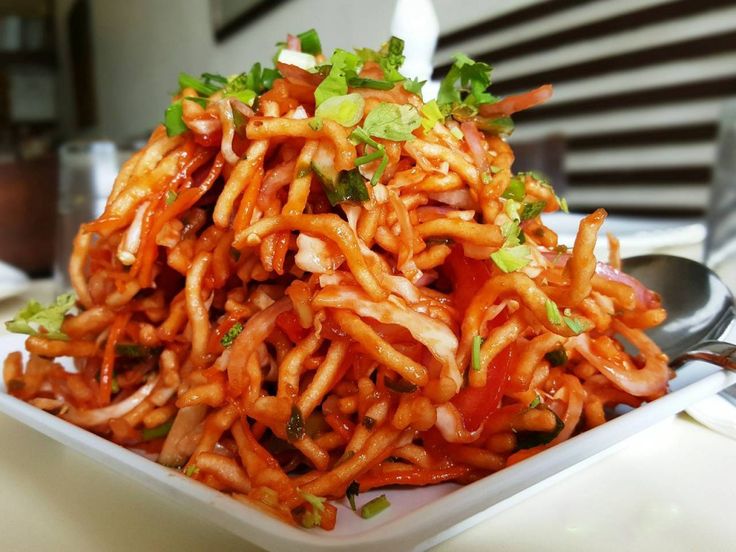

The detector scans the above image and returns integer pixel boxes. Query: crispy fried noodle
[3,31,669,529]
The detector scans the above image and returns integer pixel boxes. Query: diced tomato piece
[443,245,494,313]
[276,310,309,342]
[451,345,513,432]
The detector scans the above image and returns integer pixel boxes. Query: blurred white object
[544,211,706,259]
[391,0,441,98]
[0,261,30,302]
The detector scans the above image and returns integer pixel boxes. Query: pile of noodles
[3,34,669,529]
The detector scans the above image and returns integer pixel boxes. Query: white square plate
[1,332,734,552]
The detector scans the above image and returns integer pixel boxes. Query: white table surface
[1,243,735,552]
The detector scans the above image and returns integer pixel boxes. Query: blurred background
[0,0,733,278]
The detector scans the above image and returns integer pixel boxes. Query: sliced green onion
[490,245,532,273]
[178,72,220,96]
[563,316,586,335]
[360,494,391,519]
[297,28,322,55]
[184,465,199,477]
[165,190,178,205]
[315,93,365,127]
[355,150,385,166]
[277,48,317,71]
[528,395,541,409]
[471,335,483,371]
[520,200,546,221]
[545,299,562,326]
[449,126,464,140]
[164,101,187,137]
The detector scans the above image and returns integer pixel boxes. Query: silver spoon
[622,254,736,403]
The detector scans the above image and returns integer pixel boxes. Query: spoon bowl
[622,254,735,359]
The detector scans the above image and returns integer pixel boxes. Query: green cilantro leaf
[314,49,361,106]
[500,220,522,247]
[362,102,421,141]
[438,53,497,109]
[6,293,76,341]
[520,200,546,221]
[164,101,187,137]
[403,77,426,96]
[491,245,532,273]
[346,481,360,511]
[379,36,406,82]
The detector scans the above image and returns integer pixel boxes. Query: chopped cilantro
[220,322,243,347]
[378,36,406,82]
[491,245,532,273]
[437,53,497,109]
[520,200,546,221]
[314,49,361,106]
[6,293,76,341]
[346,481,360,511]
[514,406,565,449]
[403,77,426,96]
[362,102,421,141]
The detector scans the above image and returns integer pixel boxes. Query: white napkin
[686,390,736,441]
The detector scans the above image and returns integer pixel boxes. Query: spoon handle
[670,340,736,371]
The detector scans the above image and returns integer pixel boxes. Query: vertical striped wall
[432,0,735,215]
